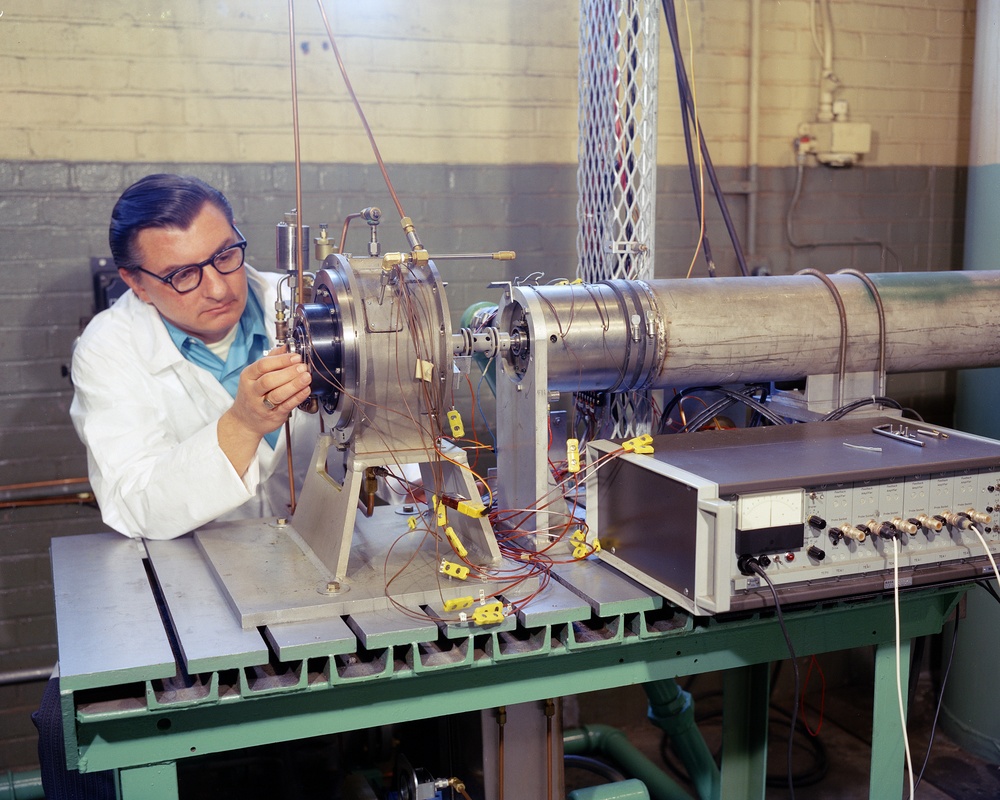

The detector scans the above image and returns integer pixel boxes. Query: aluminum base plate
[192,507,536,629]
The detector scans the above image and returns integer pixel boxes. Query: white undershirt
[203,323,238,362]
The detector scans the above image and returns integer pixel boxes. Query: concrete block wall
[1,1,975,167]
[0,0,977,773]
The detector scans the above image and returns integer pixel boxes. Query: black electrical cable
[914,612,960,791]
[563,754,627,785]
[660,0,750,277]
[676,386,786,433]
[712,386,785,426]
[977,579,1000,607]
[680,396,737,433]
[666,2,718,277]
[763,714,829,788]
[656,696,829,789]
[658,386,712,433]
[748,561,800,800]
[821,396,908,421]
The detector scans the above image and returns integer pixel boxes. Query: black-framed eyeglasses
[132,227,247,294]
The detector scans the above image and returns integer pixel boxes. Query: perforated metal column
[577,0,658,437]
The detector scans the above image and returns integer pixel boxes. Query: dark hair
[109,174,235,270]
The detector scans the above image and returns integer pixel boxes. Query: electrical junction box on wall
[803,120,872,167]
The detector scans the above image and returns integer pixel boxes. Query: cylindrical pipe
[0,770,44,800]
[568,779,650,800]
[563,725,694,800]
[644,680,719,800]
[0,666,52,687]
[505,271,1000,393]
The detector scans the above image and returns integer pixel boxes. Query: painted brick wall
[1,1,976,166]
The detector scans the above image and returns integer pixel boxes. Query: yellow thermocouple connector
[445,526,468,558]
[566,438,581,473]
[447,409,465,438]
[438,493,487,519]
[472,601,504,626]
[440,560,470,580]
[623,434,654,454]
[431,495,447,527]
[444,596,474,612]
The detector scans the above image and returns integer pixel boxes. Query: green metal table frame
[64,585,961,800]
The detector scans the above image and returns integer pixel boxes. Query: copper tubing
[0,495,95,510]
[315,0,408,223]
[287,0,306,304]
[284,420,296,514]
[0,477,94,509]
[0,477,90,492]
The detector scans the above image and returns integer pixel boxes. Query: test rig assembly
[47,1,1000,798]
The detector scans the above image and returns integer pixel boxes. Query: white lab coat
[70,266,321,540]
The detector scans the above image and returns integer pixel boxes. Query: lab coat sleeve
[70,317,262,540]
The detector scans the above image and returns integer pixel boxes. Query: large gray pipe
[501,271,1000,391]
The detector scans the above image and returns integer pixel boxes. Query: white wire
[970,522,1000,590]
[892,536,915,800]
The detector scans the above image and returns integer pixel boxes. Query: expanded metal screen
[577,0,659,437]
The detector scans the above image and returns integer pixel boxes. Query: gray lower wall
[0,160,967,770]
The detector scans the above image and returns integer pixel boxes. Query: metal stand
[50,533,960,800]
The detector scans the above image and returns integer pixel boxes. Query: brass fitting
[839,524,867,543]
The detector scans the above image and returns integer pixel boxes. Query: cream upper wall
[2,0,975,167]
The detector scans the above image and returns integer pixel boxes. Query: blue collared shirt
[163,289,279,448]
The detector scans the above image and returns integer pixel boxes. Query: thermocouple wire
[315,0,408,223]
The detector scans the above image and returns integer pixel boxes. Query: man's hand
[232,347,312,435]
[217,346,312,475]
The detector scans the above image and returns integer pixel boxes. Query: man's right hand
[218,346,312,474]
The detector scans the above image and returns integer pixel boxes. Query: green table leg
[720,663,770,800]
[870,638,911,800]
[118,763,178,800]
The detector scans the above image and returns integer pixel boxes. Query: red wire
[800,654,826,736]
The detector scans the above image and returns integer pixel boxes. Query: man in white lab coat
[71,173,320,539]
[36,174,321,797]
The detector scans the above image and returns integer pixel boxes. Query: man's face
[119,203,249,344]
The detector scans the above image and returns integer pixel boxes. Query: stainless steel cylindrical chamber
[500,271,1000,392]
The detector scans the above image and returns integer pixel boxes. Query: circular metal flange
[292,256,359,437]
